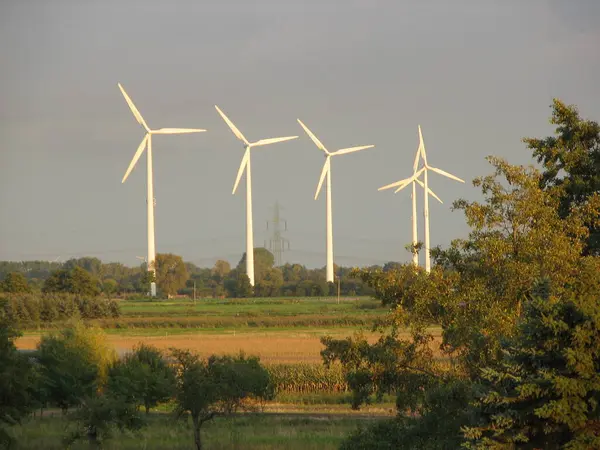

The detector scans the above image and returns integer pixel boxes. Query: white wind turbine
[297,119,374,283]
[118,83,206,296]
[215,105,298,286]
[378,138,443,267]
[381,126,464,272]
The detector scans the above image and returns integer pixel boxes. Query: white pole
[147,135,157,296]
[246,148,255,286]
[412,180,418,266]
[326,163,334,283]
[423,168,431,273]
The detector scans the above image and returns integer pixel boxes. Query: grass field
[10,413,390,450]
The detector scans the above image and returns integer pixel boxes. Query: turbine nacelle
[118,83,206,184]
[297,118,374,200]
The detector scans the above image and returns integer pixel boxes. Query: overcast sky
[1,0,599,269]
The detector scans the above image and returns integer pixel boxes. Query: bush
[0,293,121,327]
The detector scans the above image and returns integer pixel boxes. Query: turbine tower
[297,119,374,283]
[118,83,206,296]
[379,143,442,267]
[215,106,298,286]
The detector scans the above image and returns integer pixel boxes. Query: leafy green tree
[171,350,274,450]
[464,276,600,449]
[236,248,275,287]
[524,99,600,255]
[255,268,284,297]
[42,267,100,296]
[36,322,116,411]
[107,344,175,414]
[102,279,118,298]
[224,270,253,298]
[0,313,38,448]
[63,257,103,277]
[63,393,143,449]
[0,272,30,293]
[155,253,188,297]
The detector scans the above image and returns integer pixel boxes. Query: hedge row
[0,293,120,327]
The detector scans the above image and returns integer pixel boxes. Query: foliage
[155,254,188,297]
[171,349,274,450]
[63,393,144,449]
[0,313,37,449]
[0,293,119,327]
[107,344,175,414]
[43,266,101,296]
[464,277,600,449]
[523,99,600,255]
[0,272,30,294]
[323,146,599,448]
[36,322,116,411]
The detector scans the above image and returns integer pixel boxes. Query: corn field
[267,363,348,393]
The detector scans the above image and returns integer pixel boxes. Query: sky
[1,0,599,269]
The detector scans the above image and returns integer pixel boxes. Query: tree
[236,248,275,286]
[464,275,600,449]
[0,272,30,293]
[524,99,600,255]
[0,313,37,448]
[322,154,600,449]
[36,322,116,411]
[155,253,188,297]
[211,260,231,282]
[255,268,284,297]
[42,267,100,296]
[102,279,118,298]
[64,393,143,449]
[224,270,253,298]
[107,344,175,414]
[171,350,274,450]
[63,257,103,277]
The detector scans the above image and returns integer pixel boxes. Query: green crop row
[267,363,349,394]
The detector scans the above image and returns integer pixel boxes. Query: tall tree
[524,99,600,255]
[464,275,600,449]
[42,267,100,296]
[155,253,188,297]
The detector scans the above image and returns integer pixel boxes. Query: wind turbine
[118,83,206,296]
[215,105,298,286]
[382,126,464,272]
[297,119,374,283]
[378,142,443,267]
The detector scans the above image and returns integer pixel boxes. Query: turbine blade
[412,146,420,172]
[297,119,328,153]
[153,128,206,134]
[428,166,465,183]
[331,145,374,156]
[378,179,408,191]
[122,135,148,183]
[252,136,298,147]
[215,105,248,144]
[232,148,250,194]
[118,83,149,132]
[418,125,427,166]
[415,178,443,203]
[394,181,412,194]
[379,167,426,191]
[315,157,330,200]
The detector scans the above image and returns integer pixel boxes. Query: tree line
[0,250,391,299]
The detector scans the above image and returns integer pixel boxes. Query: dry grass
[16,328,443,364]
